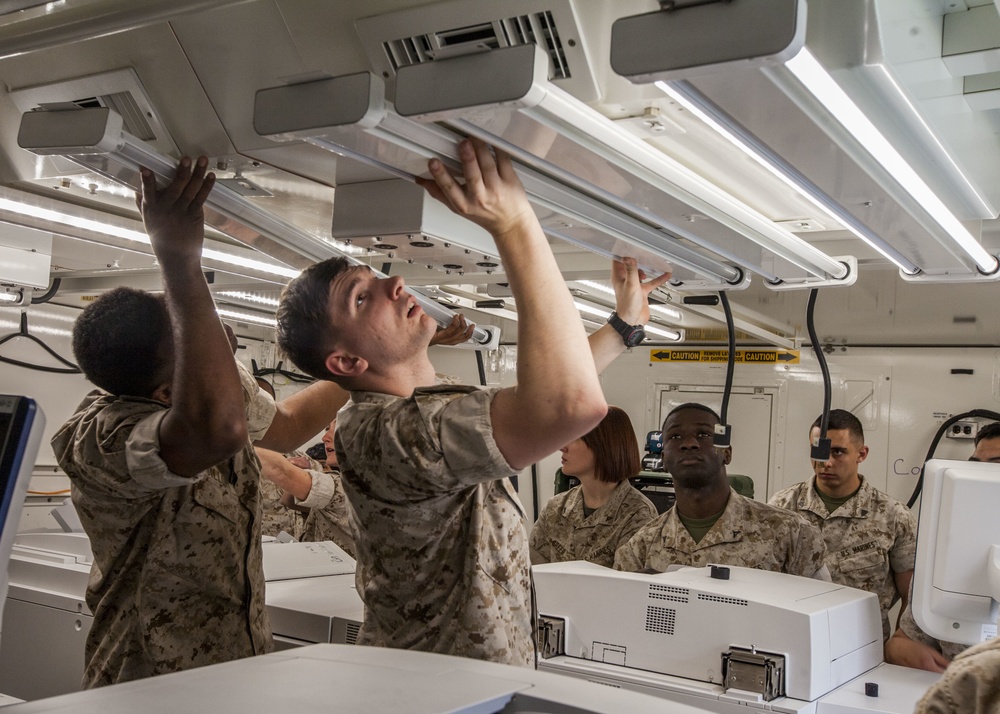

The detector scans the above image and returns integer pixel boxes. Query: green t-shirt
[678,508,727,544]
[815,481,861,514]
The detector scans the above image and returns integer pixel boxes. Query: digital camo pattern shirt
[769,476,916,641]
[899,603,968,661]
[613,489,827,578]
[916,636,1000,713]
[529,480,657,568]
[300,468,356,558]
[336,385,533,667]
[50,360,276,688]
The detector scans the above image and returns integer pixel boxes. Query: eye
[355,292,366,308]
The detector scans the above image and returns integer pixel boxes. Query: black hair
[975,421,1000,445]
[72,287,170,397]
[305,442,327,462]
[812,409,864,444]
[664,402,720,426]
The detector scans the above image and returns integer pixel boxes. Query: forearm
[256,381,349,452]
[589,324,627,375]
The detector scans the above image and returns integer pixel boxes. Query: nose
[678,433,700,450]
[385,275,406,300]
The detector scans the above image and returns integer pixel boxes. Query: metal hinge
[721,646,786,701]
[537,616,565,659]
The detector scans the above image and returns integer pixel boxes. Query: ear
[721,447,733,466]
[857,445,869,464]
[150,383,172,405]
[325,349,368,379]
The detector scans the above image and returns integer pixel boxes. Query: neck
[579,475,618,509]
[674,475,730,519]
[815,474,861,499]
[355,356,438,397]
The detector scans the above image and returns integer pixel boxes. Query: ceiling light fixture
[657,79,921,276]
[217,307,278,328]
[775,48,998,276]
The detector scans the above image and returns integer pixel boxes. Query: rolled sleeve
[124,410,202,491]
[236,360,277,440]
[295,470,337,509]
[890,507,918,574]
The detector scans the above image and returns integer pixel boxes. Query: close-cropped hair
[275,257,352,383]
[812,409,864,444]
[975,421,1000,445]
[72,287,170,398]
[664,402,720,425]
[581,406,641,484]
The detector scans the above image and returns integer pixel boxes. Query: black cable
[30,278,61,305]
[0,311,80,374]
[252,359,315,384]
[711,291,735,448]
[719,292,735,424]
[906,409,1000,508]
[806,289,832,460]
[475,350,487,387]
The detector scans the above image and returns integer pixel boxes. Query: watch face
[626,326,646,347]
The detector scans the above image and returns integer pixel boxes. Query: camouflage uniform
[768,476,916,641]
[916,636,1000,713]
[899,603,968,661]
[530,481,657,568]
[299,467,356,558]
[50,360,276,688]
[336,385,532,667]
[258,476,304,539]
[613,489,827,578]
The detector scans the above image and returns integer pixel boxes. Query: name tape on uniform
[650,349,800,364]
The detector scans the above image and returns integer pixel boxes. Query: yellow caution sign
[650,349,800,364]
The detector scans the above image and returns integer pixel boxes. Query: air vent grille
[345,621,360,645]
[382,11,570,80]
[697,593,749,607]
[649,583,689,603]
[645,605,676,635]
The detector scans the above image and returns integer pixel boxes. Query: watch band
[607,311,646,347]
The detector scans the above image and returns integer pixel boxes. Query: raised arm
[421,138,606,470]
[142,157,247,476]
[255,381,349,453]
[589,258,672,374]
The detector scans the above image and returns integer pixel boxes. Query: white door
[658,386,776,499]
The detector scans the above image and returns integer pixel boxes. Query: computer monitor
[912,458,1000,645]
[0,396,44,638]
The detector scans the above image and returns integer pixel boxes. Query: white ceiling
[0,0,998,348]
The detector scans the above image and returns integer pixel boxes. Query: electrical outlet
[945,420,979,440]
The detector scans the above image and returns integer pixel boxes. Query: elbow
[566,394,608,435]
[204,416,249,464]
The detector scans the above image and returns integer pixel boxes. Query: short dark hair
[581,406,641,484]
[812,409,864,444]
[664,402,720,426]
[975,422,1000,445]
[275,257,352,382]
[72,287,170,397]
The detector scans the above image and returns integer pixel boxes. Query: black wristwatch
[607,311,646,347]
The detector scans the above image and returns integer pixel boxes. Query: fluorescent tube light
[0,196,300,280]
[217,291,280,308]
[217,307,278,328]
[780,48,998,275]
[0,290,23,303]
[656,79,922,276]
[573,300,610,319]
[644,323,683,342]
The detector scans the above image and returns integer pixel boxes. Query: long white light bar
[573,299,682,342]
[776,49,998,276]
[657,79,922,276]
[217,307,277,328]
[387,43,849,284]
[254,72,753,288]
[0,194,299,280]
[17,108,499,348]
